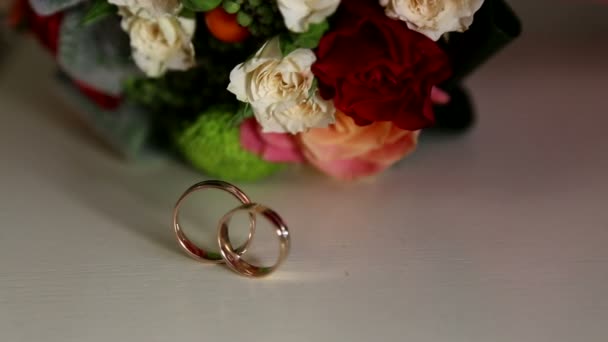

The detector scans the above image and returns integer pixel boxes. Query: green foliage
[59,8,138,95]
[123,23,261,121]
[179,8,197,19]
[280,21,329,55]
[182,0,222,12]
[81,0,117,26]
[293,21,330,49]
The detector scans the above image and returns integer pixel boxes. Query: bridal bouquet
[11,0,520,181]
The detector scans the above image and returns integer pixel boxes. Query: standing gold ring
[172,180,256,264]
[217,203,290,278]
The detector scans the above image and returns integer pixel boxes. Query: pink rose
[298,111,419,180]
[240,118,304,163]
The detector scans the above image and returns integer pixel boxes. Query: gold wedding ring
[172,180,291,278]
[218,203,290,278]
[172,180,255,263]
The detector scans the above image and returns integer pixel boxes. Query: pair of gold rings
[172,180,290,278]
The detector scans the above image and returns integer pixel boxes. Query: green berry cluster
[222,0,285,38]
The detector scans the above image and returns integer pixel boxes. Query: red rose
[311,0,452,130]
[23,2,63,55]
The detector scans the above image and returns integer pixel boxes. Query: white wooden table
[1,31,607,341]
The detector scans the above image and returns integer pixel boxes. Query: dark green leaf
[279,33,297,56]
[280,21,330,55]
[81,0,117,27]
[182,0,222,12]
[291,21,329,49]
[179,7,197,19]
[59,8,140,95]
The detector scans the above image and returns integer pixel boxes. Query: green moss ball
[174,107,283,182]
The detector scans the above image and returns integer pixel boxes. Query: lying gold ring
[217,203,290,278]
[172,180,256,263]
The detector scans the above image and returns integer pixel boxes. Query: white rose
[379,0,485,41]
[119,7,196,77]
[277,0,341,33]
[228,38,335,134]
[109,0,182,18]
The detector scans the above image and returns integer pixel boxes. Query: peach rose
[298,111,419,180]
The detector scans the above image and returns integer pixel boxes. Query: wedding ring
[172,180,256,263]
[217,203,290,278]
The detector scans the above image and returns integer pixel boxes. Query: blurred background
[509,0,608,37]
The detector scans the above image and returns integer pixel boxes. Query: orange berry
[204,7,250,43]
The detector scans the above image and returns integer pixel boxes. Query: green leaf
[179,7,196,19]
[182,0,222,12]
[279,33,297,56]
[292,21,329,49]
[279,21,329,56]
[59,8,140,95]
[81,0,117,27]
